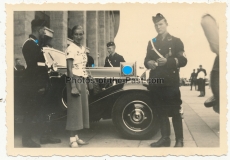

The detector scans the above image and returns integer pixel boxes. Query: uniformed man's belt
[37,62,46,66]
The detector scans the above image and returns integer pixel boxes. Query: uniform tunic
[144,33,187,111]
[22,34,49,92]
[104,53,125,67]
[65,42,90,131]
[21,34,51,136]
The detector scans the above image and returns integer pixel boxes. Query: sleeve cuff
[174,58,179,67]
[166,57,177,69]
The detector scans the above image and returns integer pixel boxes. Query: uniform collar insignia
[35,39,39,44]
[29,34,39,45]
[167,34,172,41]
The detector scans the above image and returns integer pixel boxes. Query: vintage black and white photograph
[6,2,227,156]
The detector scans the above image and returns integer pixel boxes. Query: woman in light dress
[65,25,90,148]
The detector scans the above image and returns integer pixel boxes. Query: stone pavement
[14,86,219,148]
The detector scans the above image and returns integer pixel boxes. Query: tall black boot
[151,115,171,147]
[40,122,61,144]
[172,112,184,147]
[22,123,41,148]
[22,109,41,148]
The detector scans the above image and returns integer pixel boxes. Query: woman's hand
[71,87,81,96]
[86,89,89,95]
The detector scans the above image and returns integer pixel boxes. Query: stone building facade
[14,11,120,67]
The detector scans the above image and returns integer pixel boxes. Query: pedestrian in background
[197,65,207,97]
[14,58,25,72]
[190,69,197,91]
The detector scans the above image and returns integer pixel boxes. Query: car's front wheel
[112,92,159,140]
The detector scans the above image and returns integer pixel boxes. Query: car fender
[89,82,151,121]
[89,82,149,105]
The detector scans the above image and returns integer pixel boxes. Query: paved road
[14,86,219,148]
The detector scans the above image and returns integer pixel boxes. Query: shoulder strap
[22,37,39,48]
[107,58,113,67]
[21,38,31,48]
[150,39,163,58]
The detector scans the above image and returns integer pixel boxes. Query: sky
[114,3,220,79]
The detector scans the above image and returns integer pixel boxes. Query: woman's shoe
[69,141,78,148]
[69,137,78,148]
[76,139,89,145]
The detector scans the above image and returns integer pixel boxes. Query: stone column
[105,11,110,44]
[50,11,68,52]
[14,11,35,66]
[86,11,98,67]
[98,11,106,67]
[110,11,115,41]
[68,11,87,46]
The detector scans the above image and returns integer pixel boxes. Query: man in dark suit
[190,69,197,90]
[104,42,125,67]
[85,48,94,67]
[14,58,25,71]
[144,13,187,147]
[21,19,61,147]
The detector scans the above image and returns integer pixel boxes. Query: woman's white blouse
[65,43,88,78]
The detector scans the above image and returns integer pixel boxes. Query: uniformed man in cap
[104,42,125,67]
[21,19,61,147]
[144,13,187,147]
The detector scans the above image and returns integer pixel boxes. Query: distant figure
[85,48,94,67]
[104,42,125,67]
[196,68,200,90]
[14,58,25,72]
[196,65,207,97]
[190,69,197,90]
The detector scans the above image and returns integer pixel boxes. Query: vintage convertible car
[14,47,159,140]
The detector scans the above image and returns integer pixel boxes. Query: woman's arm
[66,59,80,95]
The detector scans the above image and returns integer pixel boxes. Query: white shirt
[65,43,88,77]
[197,71,205,79]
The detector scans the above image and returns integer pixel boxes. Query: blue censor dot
[152,38,156,42]
[91,64,95,67]
[122,65,133,75]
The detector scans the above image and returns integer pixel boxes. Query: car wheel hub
[129,109,145,124]
[122,100,153,132]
